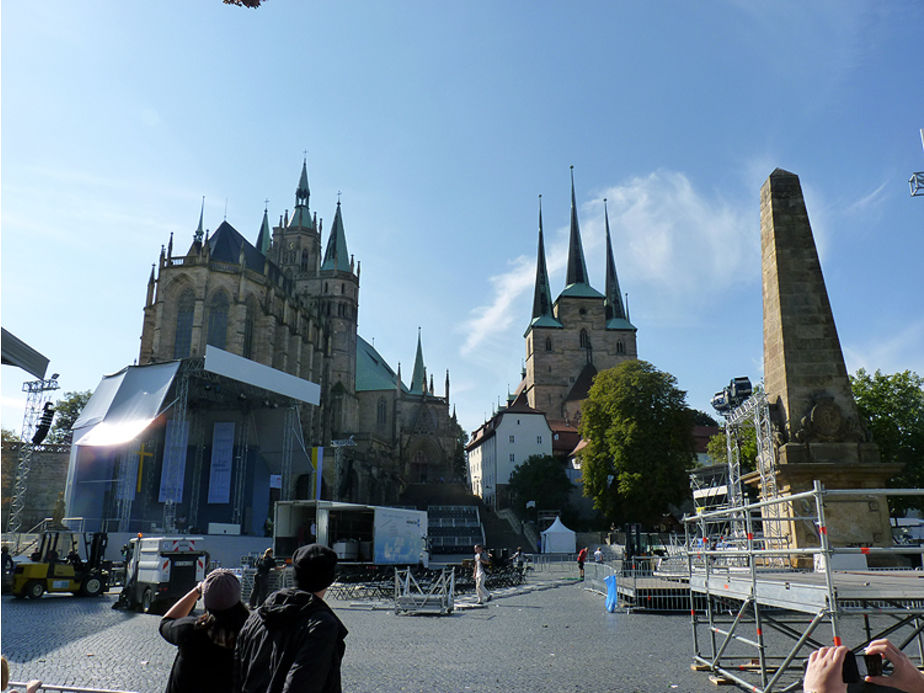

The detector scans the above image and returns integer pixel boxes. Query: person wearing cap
[159,568,249,693]
[233,543,347,693]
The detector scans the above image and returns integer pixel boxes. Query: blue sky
[2,1,923,437]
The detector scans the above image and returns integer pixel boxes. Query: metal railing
[685,482,924,693]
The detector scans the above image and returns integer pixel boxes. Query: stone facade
[134,160,461,508]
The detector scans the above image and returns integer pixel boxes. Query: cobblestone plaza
[1,581,706,692]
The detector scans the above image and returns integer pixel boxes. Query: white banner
[207,422,235,504]
[159,420,189,503]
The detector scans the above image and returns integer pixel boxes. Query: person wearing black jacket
[234,543,346,693]
[249,547,276,608]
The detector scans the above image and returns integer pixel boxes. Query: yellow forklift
[11,529,109,599]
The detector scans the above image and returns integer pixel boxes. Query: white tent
[540,516,576,554]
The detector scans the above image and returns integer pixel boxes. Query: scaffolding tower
[7,375,60,536]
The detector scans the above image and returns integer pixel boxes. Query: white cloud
[844,179,889,215]
[458,168,758,356]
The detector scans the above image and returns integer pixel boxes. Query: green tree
[47,390,92,444]
[850,369,924,514]
[706,426,758,472]
[692,410,719,426]
[507,454,572,519]
[579,360,695,527]
[2,428,19,445]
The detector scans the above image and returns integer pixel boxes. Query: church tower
[272,159,323,287]
[523,168,637,423]
[319,200,360,438]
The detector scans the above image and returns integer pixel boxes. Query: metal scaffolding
[685,483,924,692]
[161,370,190,532]
[7,375,60,535]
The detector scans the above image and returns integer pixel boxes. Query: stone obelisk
[760,169,897,557]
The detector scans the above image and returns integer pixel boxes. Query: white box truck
[274,501,429,567]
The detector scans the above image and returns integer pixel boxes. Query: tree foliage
[47,390,92,444]
[706,425,758,473]
[850,369,924,514]
[692,409,719,426]
[507,454,572,519]
[1,428,19,445]
[579,360,695,528]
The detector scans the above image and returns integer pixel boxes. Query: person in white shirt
[473,544,491,604]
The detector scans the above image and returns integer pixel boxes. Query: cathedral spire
[526,195,563,335]
[296,158,310,207]
[289,158,313,228]
[320,201,351,272]
[560,167,602,299]
[256,205,271,255]
[603,198,633,329]
[410,328,427,395]
[193,196,205,244]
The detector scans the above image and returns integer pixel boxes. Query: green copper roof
[296,159,310,206]
[409,330,427,394]
[606,317,636,331]
[256,208,271,255]
[525,199,563,336]
[564,167,592,290]
[603,200,630,322]
[320,202,351,272]
[559,282,604,299]
[356,336,408,392]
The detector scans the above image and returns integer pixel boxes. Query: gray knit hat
[201,568,241,611]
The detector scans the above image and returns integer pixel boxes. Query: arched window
[616,340,625,354]
[173,289,195,358]
[376,397,387,426]
[341,282,345,294]
[300,249,309,272]
[206,291,229,349]
[242,298,256,359]
[580,329,590,348]
[545,337,552,352]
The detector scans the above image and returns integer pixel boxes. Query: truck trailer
[274,501,429,567]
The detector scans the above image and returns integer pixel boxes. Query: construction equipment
[11,528,109,599]
[116,535,208,614]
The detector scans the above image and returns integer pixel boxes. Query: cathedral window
[173,289,195,358]
[545,337,552,352]
[207,291,229,349]
[377,398,387,426]
[537,435,542,445]
[580,329,590,348]
[509,435,515,443]
[341,283,345,294]
[617,340,625,354]
[300,249,309,272]
[509,453,515,463]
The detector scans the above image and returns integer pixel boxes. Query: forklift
[11,529,109,599]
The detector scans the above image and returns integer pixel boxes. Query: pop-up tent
[540,516,576,553]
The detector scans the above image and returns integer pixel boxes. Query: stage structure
[65,346,319,535]
[686,484,924,693]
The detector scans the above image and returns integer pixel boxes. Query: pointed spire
[289,158,313,228]
[560,167,602,299]
[296,158,310,207]
[603,198,633,330]
[320,201,352,272]
[193,197,205,244]
[526,195,563,335]
[256,205,271,255]
[410,328,427,394]
[396,362,402,392]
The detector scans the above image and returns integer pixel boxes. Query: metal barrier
[394,567,455,615]
[7,685,137,693]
